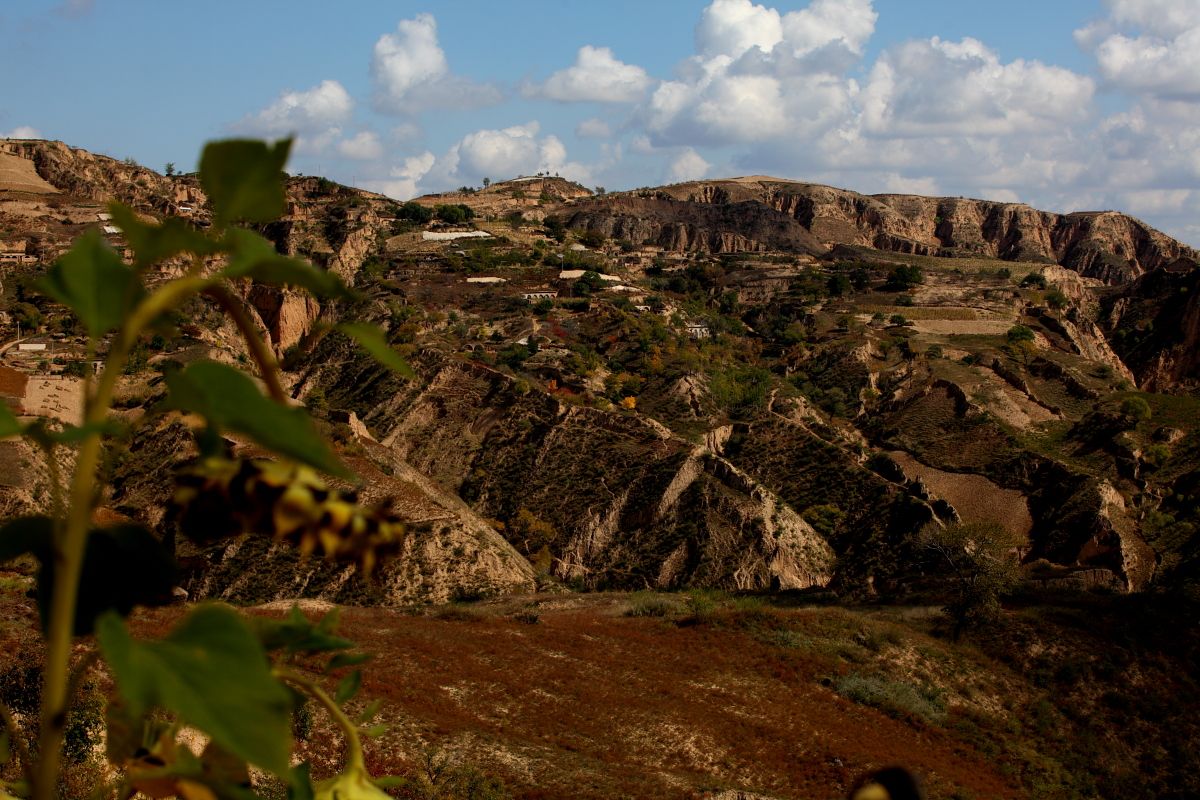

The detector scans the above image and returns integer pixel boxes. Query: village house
[522,291,558,301]
[0,239,37,264]
[465,276,506,284]
[685,323,712,339]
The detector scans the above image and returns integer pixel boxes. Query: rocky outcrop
[0,139,205,214]
[1102,261,1200,392]
[245,285,321,354]
[563,178,1197,280]
[311,351,836,591]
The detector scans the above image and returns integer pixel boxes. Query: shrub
[884,265,924,291]
[1006,324,1035,343]
[1119,396,1152,426]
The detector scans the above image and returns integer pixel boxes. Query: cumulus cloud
[860,37,1094,137]
[2,126,41,140]
[361,152,436,200]
[1077,1,1200,99]
[337,131,384,161]
[240,80,353,136]
[576,118,613,139]
[529,46,651,103]
[371,14,501,114]
[447,122,590,184]
[668,148,711,183]
[235,81,396,163]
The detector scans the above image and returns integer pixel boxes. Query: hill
[2,137,1200,798]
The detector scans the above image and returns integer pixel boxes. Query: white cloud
[780,0,876,58]
[371,14,501,114]
[878,173,939,196]
[361,151,436,200]
[530,46,651,103]
[696,0,783,58]
[1107,0,1200,38]
[448,122,588,184]
[668,148,710,182]
[337,131,384,161]
[576,118,612,139]
[2,126,41,139]
[1075,2,1200,99]
[235,81,397,165]
[241,80,353,136]
[860,37,1094,137]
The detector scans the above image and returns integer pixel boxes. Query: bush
[1007,324,1035,343]
[884,265,924,291]
[1045,289,1068,309]
[1119,396,1152,426]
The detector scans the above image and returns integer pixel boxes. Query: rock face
[1102,261,1200,392]
[561,178,1197,281]
[316,351,836,591]
[1,139,205,214]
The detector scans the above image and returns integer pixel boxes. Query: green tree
[164,162,176,176]
[1006,324,1035,343]
[826,273,851,296]
[12,301,42,331]
[1119,396,1152,426]
[544,216,567,243]
[883,264,924,291]
[1045,288,1068,309]
[921,521,1022,640]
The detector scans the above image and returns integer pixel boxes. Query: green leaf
[32,418,124,445]
[38,230,146,338]
[254,605,354,655]
[355,699,382,725]
[222,229,348,298]
[162,361,349,477]
[361,724,388,739]
[338,323,416,379]
[334,670,361,705]
[108,203,218,270]
[38,523,177,635]
[326,651,372,672]
[287,764,314,800]
[0,518,174,634]
[96,605,294,777]
[0,403,21,439]
[200,139,291,227]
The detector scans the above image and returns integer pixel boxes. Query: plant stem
[275,668,365,772]
[202,285,286,404]
[0,699,34,787]
[33,275,212,800]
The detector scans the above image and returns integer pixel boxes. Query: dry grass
[857,306,979,321]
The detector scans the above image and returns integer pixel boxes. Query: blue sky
[2,0,1198,245]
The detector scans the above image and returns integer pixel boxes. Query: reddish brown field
[0,589,1029,800]
[227,596,1019,800]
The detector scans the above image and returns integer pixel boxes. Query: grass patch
[835,672,947,725]
[623,592,679,618]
